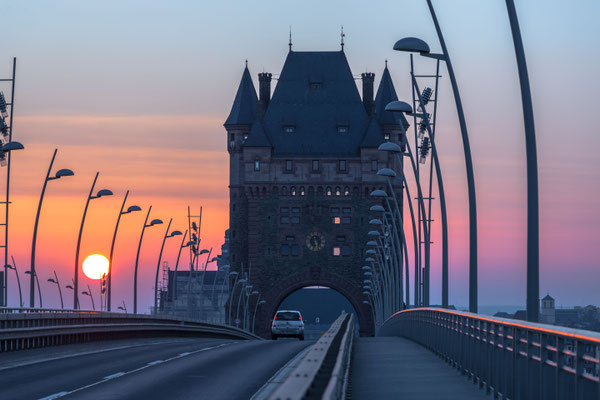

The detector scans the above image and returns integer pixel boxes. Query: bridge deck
[351,337,488,400]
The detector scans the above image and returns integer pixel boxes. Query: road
[0,337,311,400]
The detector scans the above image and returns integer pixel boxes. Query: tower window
[285,160,293,172]
[312,160,319,172]
[339,160,346,172]
[283,125,295,133]
[332,216,341,224]
[371,160,378,172]
[333,247,341,257]
[291,244,300,256]
[254,160,260,171]
[281,245,290,256]
[337,125,349,134]
[384,133,390,141]
[243,133,249,140]
[310,82,322,90]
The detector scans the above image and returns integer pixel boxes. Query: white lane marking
[103,372,125,380]
[178,352,191,357]
[46,342,238,399]
[38,392,68,400]
[0,338,206,372]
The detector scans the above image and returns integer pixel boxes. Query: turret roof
[224,66,258,127]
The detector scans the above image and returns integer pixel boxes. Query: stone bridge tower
[224,49,407,337]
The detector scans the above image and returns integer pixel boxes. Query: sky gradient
[3,0,599,312]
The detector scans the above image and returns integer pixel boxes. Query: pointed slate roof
[374,65,408,128]
[261,51,369,156]
[224,66,258,127]
[243,117,272,147]
[360,117,385,148]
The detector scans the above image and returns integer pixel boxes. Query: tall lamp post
[394,26,477,312]
[47,270,63,309]
[173,231,194,303]
[153,218,181,314]
[81,284,95,310]
[133,206,162,313]
[6,256,22,307]
[24,270,42,308]
[252,299,266,334]
[30,149,74,307]
[73,172,113,309]
[108,190,141,311]
[505,0,539,323]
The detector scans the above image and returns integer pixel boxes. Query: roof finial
[289,25,292,52]
[340,25,345,51]
[245,59,248,68]
[385,59,388,68]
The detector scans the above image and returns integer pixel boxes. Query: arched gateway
[256,268,373,337]
[223,47,407,338]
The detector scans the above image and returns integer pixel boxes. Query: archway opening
[277,286,359,340]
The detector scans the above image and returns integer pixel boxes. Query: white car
[271,310,304,340]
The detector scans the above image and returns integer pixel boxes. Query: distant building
[159,270,230,323]
[217,229,230,270]
[541,293,556,324]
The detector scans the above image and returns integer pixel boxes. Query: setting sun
[82,254,110,280]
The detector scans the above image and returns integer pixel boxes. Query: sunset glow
[82,254,109,280]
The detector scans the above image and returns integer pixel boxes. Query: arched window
[273,186,279,196]
[344,186,350,196]
[353,187,359,197]
[308,186,315,195]
[300,186,305,196]
[282,186,288,196]
[335,187,341,196]
[291,186,297,196]
[317,187,324,196]
[326,187,332,196]
[365,187,370,197]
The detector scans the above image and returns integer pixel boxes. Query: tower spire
[289,26,292,52]
[340,25,345,51]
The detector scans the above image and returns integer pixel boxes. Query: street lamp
[30,149,74,307]
[133,205,162,314]
[244,289,259,330]
[154,218,182,314]
[107,189,141,311]
[230,278,246,327]
[226,271,238,325]
[81,284,95,310]
[252,299,266,334]
[6,256,22,307]
[24,270,42,308]
[394,19,478,312]
[47,270,63,309]
[172,230,193,302]
[73,172,113,309]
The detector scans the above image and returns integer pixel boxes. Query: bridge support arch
[255,267,374,338]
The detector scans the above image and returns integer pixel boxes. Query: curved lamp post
[24,270,42,308]
[30,149,74,307]
[232,278,247,327]
[227,271,239,325]
[385,100,449,307]
[65,282,79,309]
[6,256,22,307]
[505,0,539,322]
[107,190,141,311]
[173,231,194,302]
[73,172,113,309]
[117,300,127,313]
[153,219,181,313]
[133,205,162,314]
[394,27,477,312]
[81,283,95,310]
[252,299,266,334]
[244,289,259,330]
[47,270,63,309]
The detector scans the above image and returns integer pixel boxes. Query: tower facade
[224,50,407,336]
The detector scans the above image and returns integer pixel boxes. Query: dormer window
[337,125,349,134]
[283,125,295,134]
[310,82,322,90]
[384,133,390,141]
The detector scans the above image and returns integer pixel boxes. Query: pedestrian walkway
[350,337,488,400]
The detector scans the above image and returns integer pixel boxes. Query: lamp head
[2,141,24,151]
[366,241,377,246]
[48,278,56,283]
[365,249,376,255]
[367,231,380,237]
[150,219,163,226]
[369,205,386,213]
[185,241,195,247]
[377,168,397,178]
[365,257,375,262]
[170,230,183,237]
[96,189,113,197]
[378,142,403,154]
[393,37,431,54]
[370,189,388,198]
[369,218,383,226]
[199,249,209,255]
[66,285,73,289]
[127,205,142,213]
[362,266,371,270]
[385,100,413,114]
[55,168,74,178]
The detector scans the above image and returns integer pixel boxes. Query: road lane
[0,338,311,400]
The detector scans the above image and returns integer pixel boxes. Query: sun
[82,254,110,280]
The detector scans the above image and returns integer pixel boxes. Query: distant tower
[541,293,555,324]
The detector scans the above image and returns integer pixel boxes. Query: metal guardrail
[0,307,98,313]
[380,307,600,400]
[0,308,260,352]
[269,313,354,400]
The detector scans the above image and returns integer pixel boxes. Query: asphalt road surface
[0,337,311,400]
